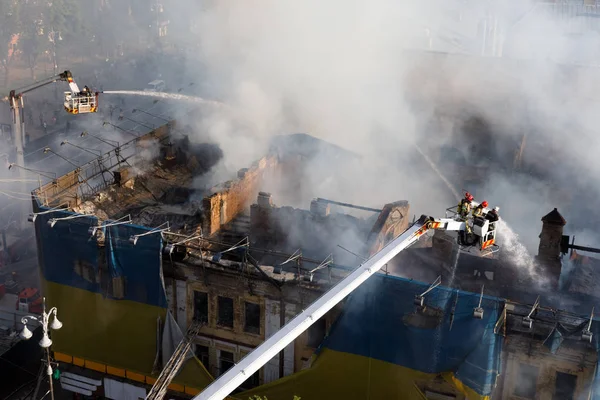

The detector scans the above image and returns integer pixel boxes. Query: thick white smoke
[165,0,600,266]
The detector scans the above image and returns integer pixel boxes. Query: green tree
[0,0,20,87]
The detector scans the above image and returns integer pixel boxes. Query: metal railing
[32,120,176,208]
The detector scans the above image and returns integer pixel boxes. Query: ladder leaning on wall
[146,320,203,400]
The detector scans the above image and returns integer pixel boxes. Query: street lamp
[132,108,171,123]
[103,121,139,138]
[20,297,62,400]
[80,131,119,148]
[8,163,56,181]
[60,140,102,157]
[20,298,62,346]
[121,115,155,130]
[131,111,188,140]
[43,147,80,168]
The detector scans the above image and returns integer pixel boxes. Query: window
[195,345,209,367]
[554,372,577,400]
[244,302,261,334]
[194,291,209,323]
[217,296,234,328]
[219,350,234,376]
[307,318,327,348]
[514,363,539,399]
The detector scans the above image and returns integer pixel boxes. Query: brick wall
[202,155,279,236]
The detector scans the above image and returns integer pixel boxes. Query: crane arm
[9,71,74,99]
[194,214,440,400]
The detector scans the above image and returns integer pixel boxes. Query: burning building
[26,115,600,400]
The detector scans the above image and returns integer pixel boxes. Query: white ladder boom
[194,215,433,400]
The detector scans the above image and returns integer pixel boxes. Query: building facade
[29,122,600,399]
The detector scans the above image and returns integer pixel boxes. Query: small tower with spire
[537,208,566,288]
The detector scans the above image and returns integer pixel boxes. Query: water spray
[413,143,460,202]
[101,90,228,108]
[496,219,549,288]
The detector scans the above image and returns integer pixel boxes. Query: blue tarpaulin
[241,273,504,399]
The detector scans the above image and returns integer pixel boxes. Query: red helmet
[465,193,474,202]
[481,201,488,208]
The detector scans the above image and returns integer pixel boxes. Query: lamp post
[120,115,155,130]
[131,110,188,140]
[80,131,119,148]
[132,108,170,123]
[20,297,62,400]
[8,163,56,189]
[103,121,139,138]
[60,140,102,157]
[43,147,80,168]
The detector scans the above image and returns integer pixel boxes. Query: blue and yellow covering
[240,274,504,399]
[34,202,505,399]
[34,206,212,394]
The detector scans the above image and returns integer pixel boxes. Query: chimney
[257,192,273,208]
[251,193,274,241]
[310,199,330,218]
[536,208,566,288]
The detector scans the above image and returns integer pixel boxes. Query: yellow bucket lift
[63,73,98,114]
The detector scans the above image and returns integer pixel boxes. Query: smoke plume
[168,0,600,269]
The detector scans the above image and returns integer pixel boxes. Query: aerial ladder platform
[146,320,204,400]
[5,70,98,228]
[194,208,499,400]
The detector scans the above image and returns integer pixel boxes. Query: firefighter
[472,200,488,218]
[458,192,473,242]
[458,192,474,219]
[457,192,474,241]
[486,206,500,224]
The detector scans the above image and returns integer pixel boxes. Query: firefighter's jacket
[472,205,485,217]
[458,200,472,218]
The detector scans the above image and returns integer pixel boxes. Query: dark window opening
[307,318,327,348]
[193,291,209,323]
[514,363,539,399]
[244,302,261,334]
[195,345,209,367]
[217,296,234,328]
[219,350,234,376]
[554,372,577,400]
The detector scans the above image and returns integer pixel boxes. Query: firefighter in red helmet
[473,200,488,218]
[458,192,474,219]
[458,192,475,238]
